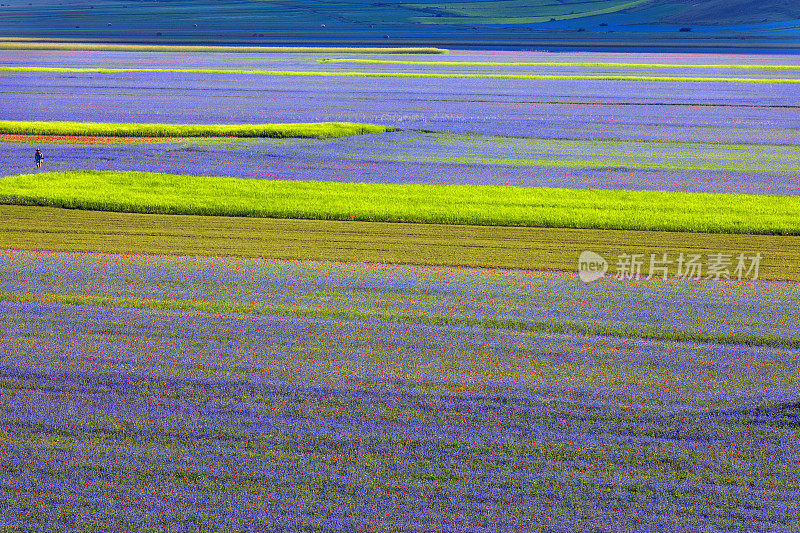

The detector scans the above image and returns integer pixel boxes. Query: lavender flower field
[1,45,800,532]
[4,49,800,142]
[3,131,800,194]
[0,250,798,532]
[3,49,800,194]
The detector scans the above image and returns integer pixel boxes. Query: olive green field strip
[3,65,800,84]
[1,205,797,281]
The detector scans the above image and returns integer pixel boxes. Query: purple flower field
[3,50,800,143]
[0,251,798,343]
[3,49,800,193]
[0,251,798,531]
[1,47,800,531]
[3,131,799,194]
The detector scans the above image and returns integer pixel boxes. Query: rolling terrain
[0,0,799,49]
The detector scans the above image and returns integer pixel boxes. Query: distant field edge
[0,121,393,139]
[0,205,797,282]
[0,42,448,54]
[1,171,799,236]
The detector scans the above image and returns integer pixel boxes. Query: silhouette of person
[35,149,43,168]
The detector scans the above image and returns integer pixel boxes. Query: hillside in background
[649,0,800,25]
[0,0,799,50]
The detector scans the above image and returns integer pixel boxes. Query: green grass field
[1,171,798,235]
[3,66,799,84]
[0,121,392,138]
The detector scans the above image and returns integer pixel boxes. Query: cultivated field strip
[3,131,799,195]
[1,171,797,235]
[8,49,800,69]
[5,49,800,80]
[0,121,391,138]
[7,65,800,84]
[0,249,797,346]
[0,251,798,531]
[0,43,448,54]
[1,206,798,281]
[3,50,799,144]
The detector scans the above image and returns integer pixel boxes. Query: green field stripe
[0,121,392,138]
[1,171,798,235]
[1,291,796,349]
[319,59,800,70]
[2,66,798,84]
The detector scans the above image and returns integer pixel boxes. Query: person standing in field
[34,149,43,168]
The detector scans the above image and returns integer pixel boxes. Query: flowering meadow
[1,46,799,532]
[3,131,799,195]
[3,50,800,194]
[4,49,800,142]
[0,251,798,532]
